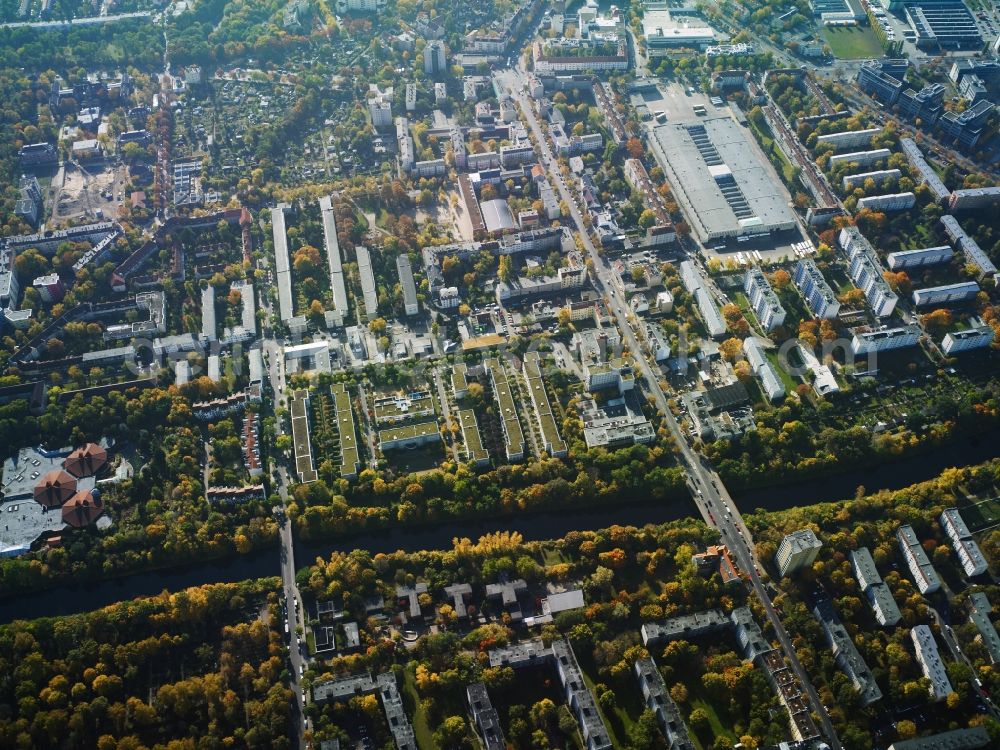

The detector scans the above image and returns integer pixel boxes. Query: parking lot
[631,80,721,124]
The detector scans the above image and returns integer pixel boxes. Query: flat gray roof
[649,118,795,241]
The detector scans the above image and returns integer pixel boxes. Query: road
[263,311,308,748]
[501,69,844,750]
[0,10,152,28]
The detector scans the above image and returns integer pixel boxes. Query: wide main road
[500,69,843,750]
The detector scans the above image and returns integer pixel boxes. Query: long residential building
[942,325,994,354]
[488,640,612,750]
[857,191,916,212]
[290,389,318,483]
[457,409,490,467]
[940,507,988,577]
[634,657,695,750]
[851,325,921,356]
[551,640,614,750]
[842,168,900,191]
[912,281,980,307]
[818,127,882,151]
[319,195,350,323]
[331,383,361,479]
[396,254,419,316]
[813,599,882,706]
[828,148,891,168]
[941,215,996,277]
[271,204,295,323]
[744,268,786,332]
[899,138,951,203]
[897,524,941,594]
[841,227,898,317]
[966,592,1000,665]
[355,245,379,318]
[910,624,953,701]
[485,358,525,462]
[680,261,726,338]
[887,727,990,750]
[887,245,953,270]
[793,259,840,319]
[523,352,566,457]
[850,547,902,627]
[743,336,785,401]
[467,683,505,750]
[949,187,1000,212]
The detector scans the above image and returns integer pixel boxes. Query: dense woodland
[0,579,292,749]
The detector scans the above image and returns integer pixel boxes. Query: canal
[1,429,997,624]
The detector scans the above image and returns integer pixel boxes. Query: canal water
[1,428,997,624]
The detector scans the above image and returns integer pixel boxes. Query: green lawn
[822,26,886,59]
[401,668,436,749]
[960,496,1000,532]
[688,692,738,750]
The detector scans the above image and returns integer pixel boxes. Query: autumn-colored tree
[721,305,750,335]
[626,137,644,159]
[838,288,865,308]
[920,308,952,334]
[498,254,515,283]
[719,337,743,362]
[882,270,912,294]
[770,268,791,290]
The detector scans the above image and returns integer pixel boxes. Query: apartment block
[744,268,786,332]
[634,657,695,750]
[966,592,1000,665]
[793,259,841,319]
[817,127,882,151]
[813,599,882,706]
[850,547,902,627]
[911,281,980,307]
[485,358,525,462]
[910,624,953,701]
[850,325,921,356]
[523,352,567,457]
[842,168,901,191]
[775,529,822,577]
[897,525,941,594]
[886,245,953,271]
[942,325,994,354]
[899,138,950,203]
[857,191,916,212]
[828,148,891,168]
[940,508,988,577]
[841,227,898,317]
[941,215,996,277]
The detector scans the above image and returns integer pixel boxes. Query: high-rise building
[775,529,822,577]
[744,268,786,332]
[841,227,898,317]
[369,90,392,128]
[424,40,447,76]
[793,259,840,319]
[396,254,419,316]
